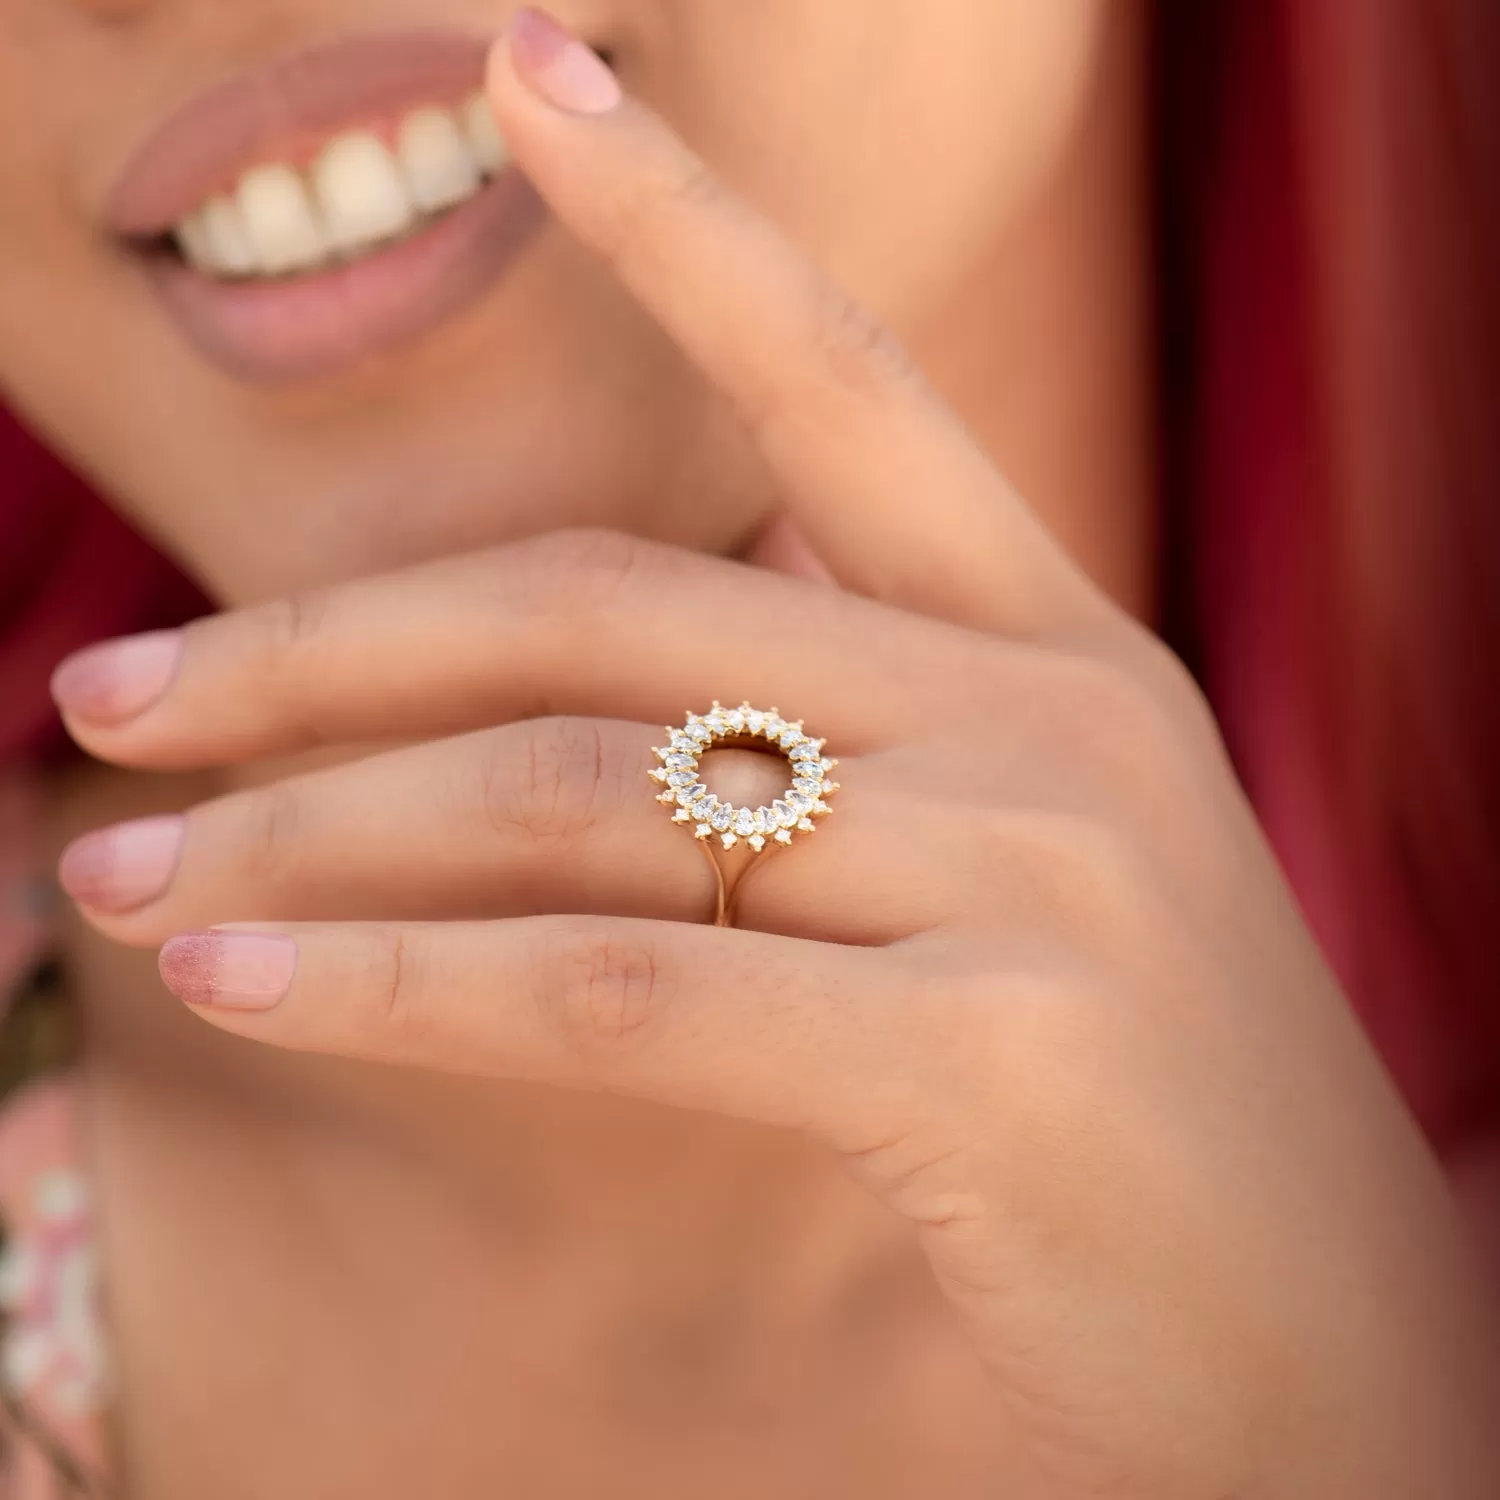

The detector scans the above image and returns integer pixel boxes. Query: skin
[4,3,1497,1497]
[0,0,1151,612]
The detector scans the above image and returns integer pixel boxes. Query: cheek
[0,18,85,362]
[635,0,1112,318]
[0,11,177,483]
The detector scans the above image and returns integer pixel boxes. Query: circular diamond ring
[649,702,840,854]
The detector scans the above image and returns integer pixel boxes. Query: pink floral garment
[0,771,113,1496]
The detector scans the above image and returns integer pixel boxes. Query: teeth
[172,91,507,281]
[398,107,481,212]
[174,210,214,273]
[173,196,257,278]
[314,132,414,252]
[237,164,327,275]
[462,95,510,176]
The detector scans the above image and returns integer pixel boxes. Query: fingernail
[159,932,297,1012]
[51,630,183,726]
[58,815,185,915]
[505,7,622,115]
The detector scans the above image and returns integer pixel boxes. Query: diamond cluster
[649,702,840,852]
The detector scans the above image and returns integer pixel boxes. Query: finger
[487,12,1108,634]
[156,915,912,1140]
[59,718,707,935]
[51,531,975,769]
[62,715,923,946]
[743,513,838,586]
[62,717,956,948]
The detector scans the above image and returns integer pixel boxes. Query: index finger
[487,11,1107,638]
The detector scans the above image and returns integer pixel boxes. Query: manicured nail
[505,7,622,115]
[50,630,183,726]
[159,932,297,1012]
[58,815,185,915]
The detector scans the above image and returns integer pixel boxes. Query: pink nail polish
[58,815,185,915]
[159,933,297,1012]
[507,7,622,116]
[51,630,183,726]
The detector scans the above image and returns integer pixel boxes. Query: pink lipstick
[107,30,546,383]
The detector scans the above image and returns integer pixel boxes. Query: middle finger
[52,530,980,771]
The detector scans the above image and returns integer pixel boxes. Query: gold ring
[650,702,840,924]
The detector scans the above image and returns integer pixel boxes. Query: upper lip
[105,29,496,239]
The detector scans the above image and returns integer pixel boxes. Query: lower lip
[142,170,545,383]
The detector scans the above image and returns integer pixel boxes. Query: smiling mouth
[106,30,561,382]
[147,92,511,282]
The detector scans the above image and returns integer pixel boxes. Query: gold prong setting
[650,702,839,852]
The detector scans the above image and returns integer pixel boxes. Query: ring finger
[58,714,943,947]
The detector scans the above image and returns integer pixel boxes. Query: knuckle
[607,155,725,273]
[509,527,655,620]
[479,717,619,850]
[538,921,665,1057]
[1073,616,1232,766]
[808,287,922,402]
[247,589,329,674]
[1039,816,1149,925]
[661,156,727,217]
[976,807,1154,944]
[1138,638,1231,759]
[734,282,927,456]
[365,928,433,1048]
[235,781,305,890]
[1043,652,1194,798]
[230,589,333,749]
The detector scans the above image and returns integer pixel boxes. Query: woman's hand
[50,19,1500,1497]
